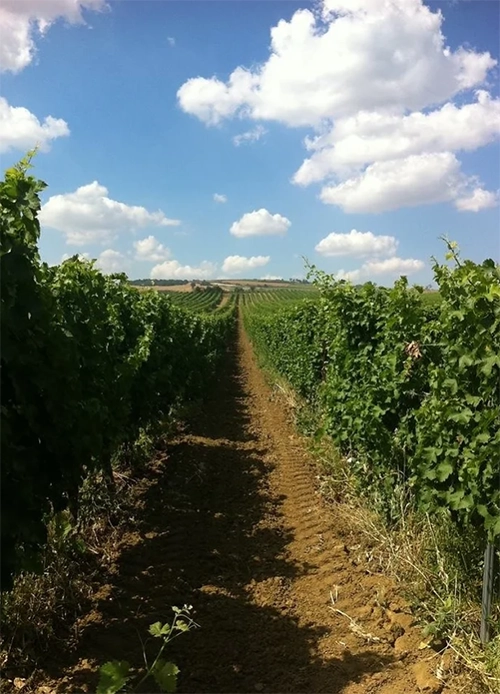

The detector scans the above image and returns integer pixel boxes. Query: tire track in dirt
[36,316,452,694]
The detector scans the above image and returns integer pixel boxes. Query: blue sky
[1,0,499,283]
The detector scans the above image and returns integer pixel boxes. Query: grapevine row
[244,253,500,540]
[0,157,236,587]
[164,286,224,312]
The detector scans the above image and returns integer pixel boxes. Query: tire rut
[37,317,454,694]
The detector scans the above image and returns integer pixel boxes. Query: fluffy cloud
[61,252,90,262]
[167,36,175,47]
[150,259,216,280]
[95,249,129,274]
[319,152,482,214]
[222,255,270,275]
[338,257,424,282]
[178,67,258,127]
[178,1,494,127]
[315,229,397,257]
[455,188,499,213]
[362,257,424,276]
[294,91,500,185]
[213,193,227,203]
[233,125,267,146]
[40,181,180,246]
[178,0,498,213]
[0,97,70,153]
[261,274,283,280]
[0,0,108,73]
[230,208,290,237]
[134,235,171,262]
[318,227,424,283]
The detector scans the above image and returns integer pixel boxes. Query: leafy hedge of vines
[245,249,500,539]
[1,156,235,588]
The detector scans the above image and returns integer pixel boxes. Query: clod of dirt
[394,629,423,655]
[386,609,415,631]
[412,661,444,693]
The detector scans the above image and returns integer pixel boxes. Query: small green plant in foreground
[97,605,198,694]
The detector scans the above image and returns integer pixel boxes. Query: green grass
[422,291,442,306]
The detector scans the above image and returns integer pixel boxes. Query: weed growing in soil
[0,428,156,681]
[97,606,198,694]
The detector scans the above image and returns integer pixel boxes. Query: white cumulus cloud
[337,257,424,283]
[95,249,129,275]
[233,125,267,147]
[40,181,180,246]
[0,97,70,153]
[294,91,500,185]
[455,188,499,213]
[222,255,270,275]
[61,252,90,262]
[150,259,216,280]
[319,152,480,214]
[178,66,258,127]
[134,235,171,262]
[178,0,494,127]
[178,0,498,214]
[0,0,108,73]
[213,193,227,203]
[230,208,290,238]
[315,230,398,258]
[362,257,425,276]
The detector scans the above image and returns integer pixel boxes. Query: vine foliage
[1,155,235,588]
[245,243,500,538]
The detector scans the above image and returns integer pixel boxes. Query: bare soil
[214,280,312,288]
[28,319,456,694]
[147,284,193,292]
[217,292,231,308]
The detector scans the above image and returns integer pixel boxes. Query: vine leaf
[152,659,180,693]
[97,660,130,694]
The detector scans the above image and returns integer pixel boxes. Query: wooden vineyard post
[480,541,495,645]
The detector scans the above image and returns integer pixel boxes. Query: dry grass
[135,283,194,292]
[0,431,157,687]
[216,279,302,287]
[0,541,95,677]
[329,591,384,644]
[153,284,194,292]
[325,481,500,692]
[264,374,500,693]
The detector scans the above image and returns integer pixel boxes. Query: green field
[163,286,225,311]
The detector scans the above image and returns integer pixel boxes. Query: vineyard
[244,261,500,540]
[161,286,227,312]
[239,286,318,310]
[1,158,499,693]
[1,156,236,589]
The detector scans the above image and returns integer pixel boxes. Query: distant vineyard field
[164,286,225,312]
[135,285,317,314]
[240,287,319,312]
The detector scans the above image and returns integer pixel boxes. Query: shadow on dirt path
[38,318,443,694]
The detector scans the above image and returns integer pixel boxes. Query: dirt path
[37,318,452,694]
[217,291,231,308]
